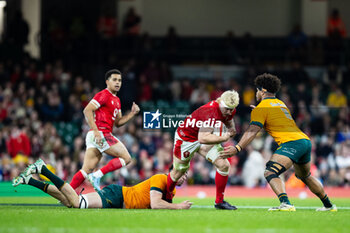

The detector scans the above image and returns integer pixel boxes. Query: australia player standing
[220,73,337,212]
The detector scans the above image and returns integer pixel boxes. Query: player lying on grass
[166,90,239,210]
[13,159,192,210]
[219,73,337,212]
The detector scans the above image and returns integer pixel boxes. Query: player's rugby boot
[316,205,337,212]
[268,202,296,211]
[88,174,101,191]
[215,200,237,210]
[12,174,32,187]
[24,158,46,176]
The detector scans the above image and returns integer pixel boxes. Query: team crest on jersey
[143,109,162,129]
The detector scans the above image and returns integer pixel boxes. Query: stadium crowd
[0,7,350,188]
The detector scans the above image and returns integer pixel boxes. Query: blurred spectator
[6,127,31,159]
[327,86,347,108]
[327,9,346,37]
[6,11,29,52]
[123,7,141,36]
[241,145,265,188]
[287,24,307,62]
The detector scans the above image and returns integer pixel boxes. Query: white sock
[93,169,104,178]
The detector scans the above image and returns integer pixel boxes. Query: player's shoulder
[151,174,167,181]
[94,88,108,97]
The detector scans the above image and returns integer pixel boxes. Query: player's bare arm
[114,102,140,127]
[83,102,102,145]
[198,127,230,144]
[150,190,192,209]
[224,119,236,137]
[219,124,261,159]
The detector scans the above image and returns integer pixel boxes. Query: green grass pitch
[0,197,349,233]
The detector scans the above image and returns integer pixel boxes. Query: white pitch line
[192,205,350,210]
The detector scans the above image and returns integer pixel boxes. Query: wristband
[235,145,242,152]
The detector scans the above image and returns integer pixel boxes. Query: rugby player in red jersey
[70,69,140,191]
[166,90,239,209]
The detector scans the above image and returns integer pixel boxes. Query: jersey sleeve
[90,91,107,109]
[250,107,266,128]
[149,174,167,194]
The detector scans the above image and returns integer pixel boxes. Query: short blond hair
[218,90,239,109]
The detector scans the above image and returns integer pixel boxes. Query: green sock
[278,193,291,205]
[41,165,65,190]
[28,178,50,193]
[321,194,332,208]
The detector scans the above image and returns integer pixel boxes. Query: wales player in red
[70,69,140,191]
[166,90,239,210]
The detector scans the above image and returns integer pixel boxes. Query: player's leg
[88,139,131,190]
[198,144,236,210]
[23,159,81,207]
[264,154,295,211]
[70,148,102,190]
[78,192,103,209]
[13,174,71,207]
[166,135,199,201]
[294,162,337,211]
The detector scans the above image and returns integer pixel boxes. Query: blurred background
[0,0,349,189]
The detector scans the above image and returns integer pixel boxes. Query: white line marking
[192,205,350,210]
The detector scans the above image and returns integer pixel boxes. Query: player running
[13,159,192,210]
[70,69,140,191]
[219,73,337,212]
[166,90,239,210]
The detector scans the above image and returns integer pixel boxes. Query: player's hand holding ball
[222,132,231,142]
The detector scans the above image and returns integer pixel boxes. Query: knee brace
[295,172,311,183]
[264,161,286,183]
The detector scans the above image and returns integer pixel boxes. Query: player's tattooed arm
[114,102,140,127]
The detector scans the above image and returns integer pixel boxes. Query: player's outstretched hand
[250,105,256,109]
[219,146,237,159]
[177,200,193,209]
[131,102,140,115]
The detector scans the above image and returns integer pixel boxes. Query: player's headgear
[105,69,122,80]
[218,90,239,109]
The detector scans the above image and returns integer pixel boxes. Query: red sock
[100,158,125,175]
[166,173,177,200]
[215,171,228,204]
[70,170,86,190]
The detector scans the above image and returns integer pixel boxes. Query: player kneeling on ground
[13,159,192,210]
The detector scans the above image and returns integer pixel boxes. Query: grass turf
[0,197,349,233]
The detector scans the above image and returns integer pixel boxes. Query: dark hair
[105,69,121,80]
[254,73,281,94]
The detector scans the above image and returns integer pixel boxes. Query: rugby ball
[212,121,227,136]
